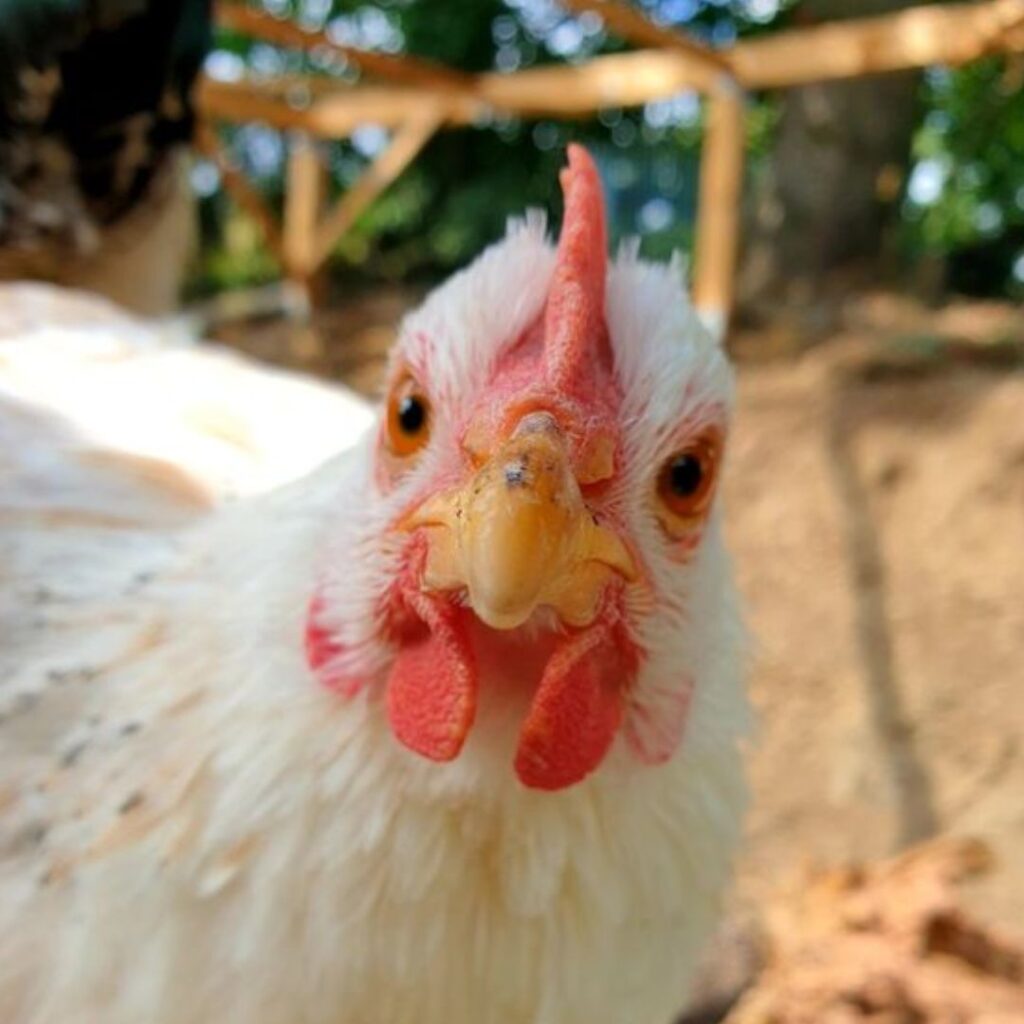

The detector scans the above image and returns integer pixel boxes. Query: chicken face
[307,145,737,792]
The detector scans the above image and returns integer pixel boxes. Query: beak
[403,412,636,630]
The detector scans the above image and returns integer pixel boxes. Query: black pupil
[668,454,703,497]
[397,395,426,434]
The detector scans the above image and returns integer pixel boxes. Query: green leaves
[905,59,1024,296]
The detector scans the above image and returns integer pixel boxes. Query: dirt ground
[728,332,1024,932]
[216,288,1024,946]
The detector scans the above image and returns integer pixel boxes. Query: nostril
[504,461,528,488]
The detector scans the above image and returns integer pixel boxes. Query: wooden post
[283,133,324,285]
[693,80,745,337]
[311,108,442,270]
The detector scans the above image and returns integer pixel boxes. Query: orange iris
[655,430,722,534]
[386,375,432,458]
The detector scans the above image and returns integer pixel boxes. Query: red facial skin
[306,145,707,790]
[304,591,355,697]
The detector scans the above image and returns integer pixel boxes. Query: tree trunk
[738,0,921,319]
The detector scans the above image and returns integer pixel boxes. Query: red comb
[543,144,608,393]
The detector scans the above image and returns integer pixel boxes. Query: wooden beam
[197,77,320,133]
[216,3,473,91]
[201,1,1024,134]
[311,108,443,271]
[561,0,731,73]
[199,76,476,136]
[305,88,477,137]
[234,71,361,100]
[494,0,1024,102]
[562,0,1024,90]
[692,83,745,333]
[282,134,325,281]
[731,0,1024,89]
[200,59,705,131]
[474,46,715,112]
[193,121,284,263]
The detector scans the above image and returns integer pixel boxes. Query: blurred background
[1,0,1023,1020]
[196,2,1024,306]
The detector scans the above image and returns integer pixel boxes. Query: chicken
[0,0,211,313]
[0,282,372,502]
[0,145,749,1024]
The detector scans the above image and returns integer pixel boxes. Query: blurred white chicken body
[0,159,748,1024]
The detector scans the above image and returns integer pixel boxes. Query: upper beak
[403,411,636,630]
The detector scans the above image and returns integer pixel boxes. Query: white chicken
[0,146,748,1024]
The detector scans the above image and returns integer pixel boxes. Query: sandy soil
[216,290,1024,939]
[727,342,1024,933]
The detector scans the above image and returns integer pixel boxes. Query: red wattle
[514,624,628,790]
[386,592,477,762]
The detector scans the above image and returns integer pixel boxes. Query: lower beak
[405,412,635,629]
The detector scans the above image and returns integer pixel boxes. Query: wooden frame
[692,81,745,333]
[561,0,731,73]
[194,120,284,263]
[282,134,324,281]
[310,107,443,270]
[216,3,472,91]
[200,0,1024,326]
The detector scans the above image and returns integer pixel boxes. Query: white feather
[0,224,748,1024]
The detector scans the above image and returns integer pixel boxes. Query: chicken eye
[386,377,432,458]
[655,431,722,534]
[397,395,427,434]
[665,453,703,498]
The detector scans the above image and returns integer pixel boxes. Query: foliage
[194,0,1021,299]
[195,0,791,292]
[904,58,1024,298]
